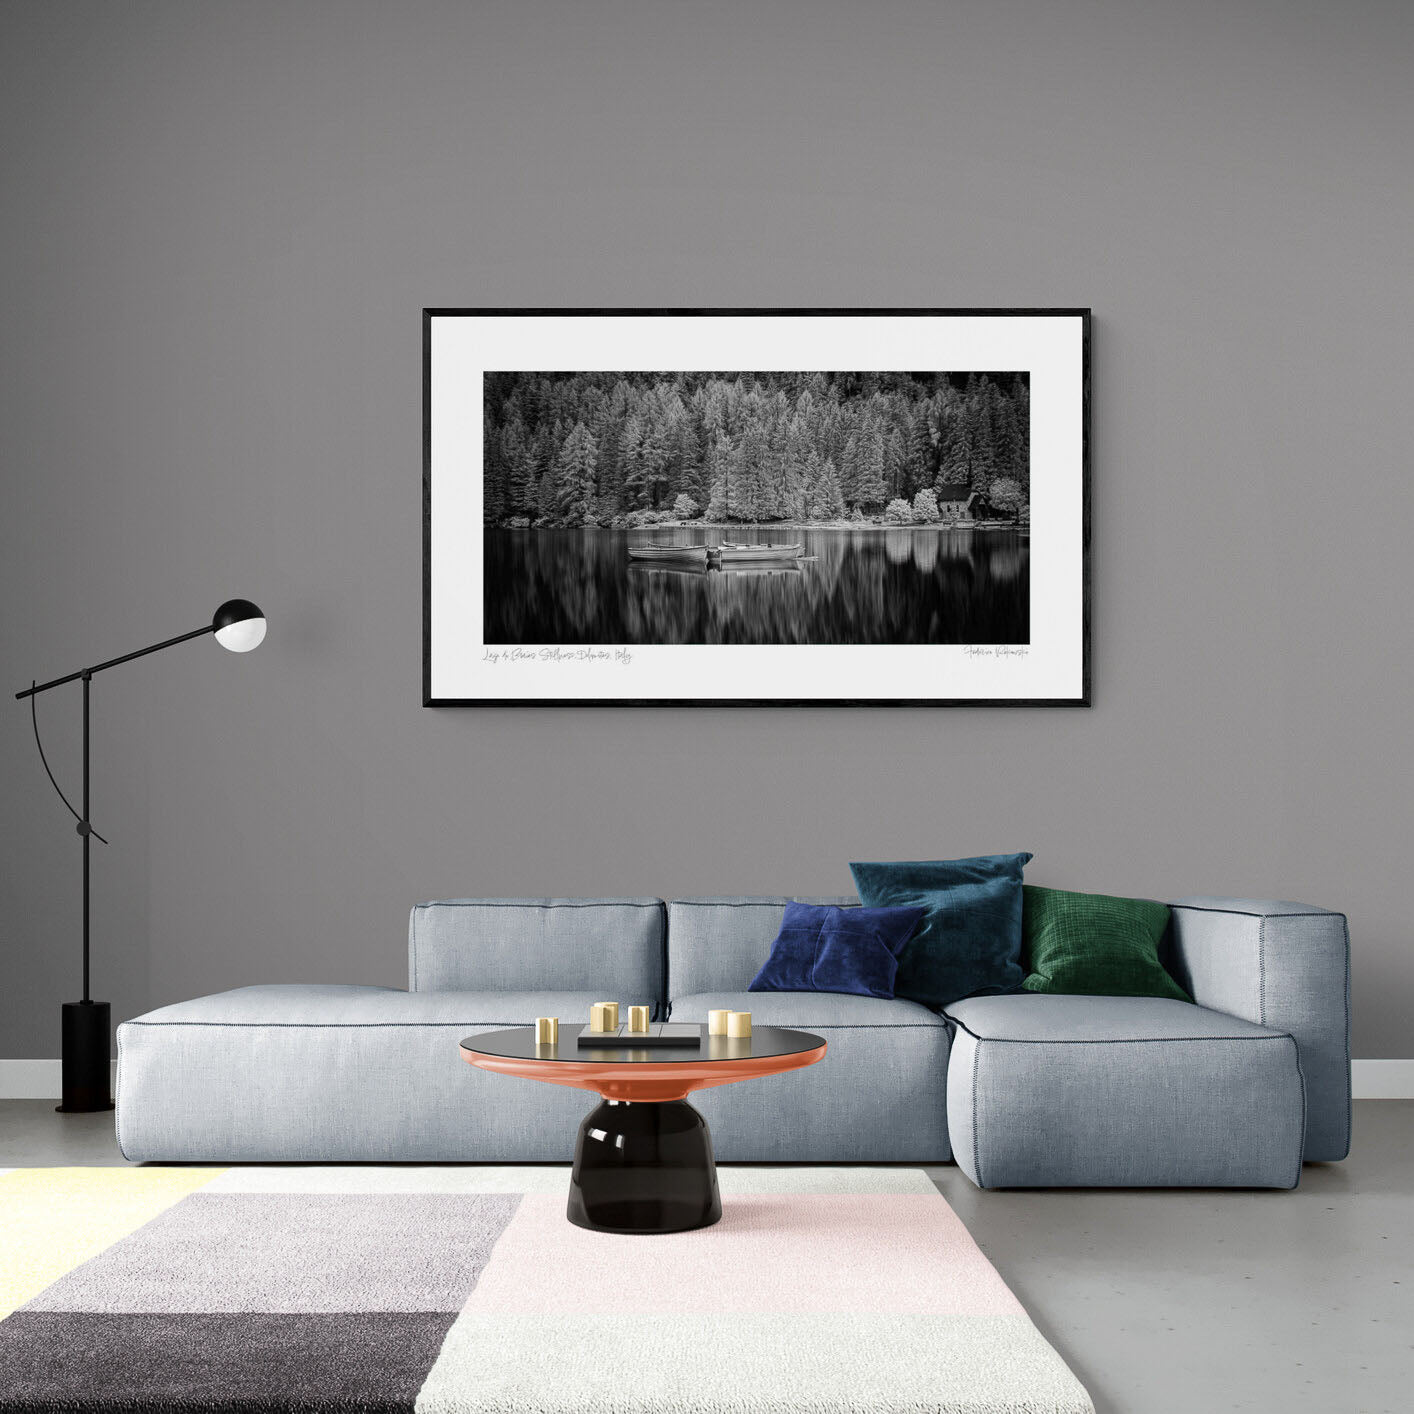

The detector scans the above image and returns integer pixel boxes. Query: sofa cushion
[669,991,950,1162]
[407,898,665,1000]
[115,986,631,1164]
[673,990,946,1030]
[943,993,1306,1188]
[666,897,859,998]
[945,992,1275,1042]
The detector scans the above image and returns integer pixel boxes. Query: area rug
[0,1166,1093,1414]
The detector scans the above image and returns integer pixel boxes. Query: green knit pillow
[1021,886,1191,1000]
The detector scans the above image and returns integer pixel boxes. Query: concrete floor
[1,1100,1409,1414]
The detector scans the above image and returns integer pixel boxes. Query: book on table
[575,1023,703,1049]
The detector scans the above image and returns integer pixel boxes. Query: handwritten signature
[483,647,634,667]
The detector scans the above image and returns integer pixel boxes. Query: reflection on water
[483,527,1029,646]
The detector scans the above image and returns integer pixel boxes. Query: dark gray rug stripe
[0,1311,457,1414]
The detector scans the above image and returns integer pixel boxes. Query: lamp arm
[14,623,214,700]
[28,685,108,845]
[16,621,215,848]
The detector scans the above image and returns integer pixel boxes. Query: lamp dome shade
[213,599,266,653]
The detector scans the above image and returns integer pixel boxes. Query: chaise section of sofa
[117,898,665,1162]
[940,897,1349,1188]
[117,984,613,1162]
[944,994,1306,1188]
[665,898,952,1163]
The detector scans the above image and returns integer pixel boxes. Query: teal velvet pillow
[849,853,1033,1008]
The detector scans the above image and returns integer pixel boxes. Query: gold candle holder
[535,1016,559,1045]
[593,1001,620,1031]
[589,1003,615,1033]
[727,1010,752,1038]
[708,1009,732,1036]
[628,1005,651,1033]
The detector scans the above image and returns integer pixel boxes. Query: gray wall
[2,0,1410,1059]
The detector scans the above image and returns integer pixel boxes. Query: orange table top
[460,1023,826,1102]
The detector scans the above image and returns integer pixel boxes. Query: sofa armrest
[1167,898,1350,1161]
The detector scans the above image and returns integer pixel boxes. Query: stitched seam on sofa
[664,1020,945,1029]
[1258,915,1267,1026]
[114,1030,130,1159]
[698,1022,943,1029]
[120,1020,611,1030]
[1342,913,1352,1154]
[1168,904,1339,921]
[419,900,665,909]
[410,907,419,992]
[972,1036,983,1189]
[121,1019,945,1031]
[657,898,669,1022]
[943,1018,1295,1045]
[1288,1034,1308,1188]
[663,1001,942,1029]
[669,899,859,909]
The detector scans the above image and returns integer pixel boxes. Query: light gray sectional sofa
[116,895,1350,1187]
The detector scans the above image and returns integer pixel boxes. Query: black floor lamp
[16,599,267,1112]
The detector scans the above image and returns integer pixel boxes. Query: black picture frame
[424,308,1090,708]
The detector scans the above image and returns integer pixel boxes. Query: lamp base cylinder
[56,1001,114,1113]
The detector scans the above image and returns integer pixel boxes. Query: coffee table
[460,1023,826,1233]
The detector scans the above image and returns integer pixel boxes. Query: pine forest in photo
[483,370,1029,527]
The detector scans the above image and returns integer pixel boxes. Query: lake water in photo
[483,526,1029,646]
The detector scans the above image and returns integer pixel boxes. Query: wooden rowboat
[627,544,709,565]
[627,561,708,578]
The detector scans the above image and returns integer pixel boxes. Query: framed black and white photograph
[424,309,1089,706]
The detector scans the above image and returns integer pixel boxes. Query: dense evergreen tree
[483,407,507,521]
[483,370,1028,525]
[885,426,909,501]
[854,422,889,510]
[729,420,766,520]
[536,466,558,521]
[809,454,845,519]
[554,422,598,526]
[704,429,732,521]
[499,419,536,518]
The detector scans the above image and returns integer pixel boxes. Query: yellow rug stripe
[0,1167,225,1318]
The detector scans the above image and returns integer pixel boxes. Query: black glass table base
[568,1097,723,1234]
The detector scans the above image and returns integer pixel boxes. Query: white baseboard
[3,1057,1411,1099]
[0,1060,118,1099]
[1351,1059,1414,1099]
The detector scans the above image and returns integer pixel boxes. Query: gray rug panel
[28,1194,520,1314]
[0,1310,457,1413]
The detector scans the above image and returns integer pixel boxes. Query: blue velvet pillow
[849,854,1033,1008]
[748,902,926,1000]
